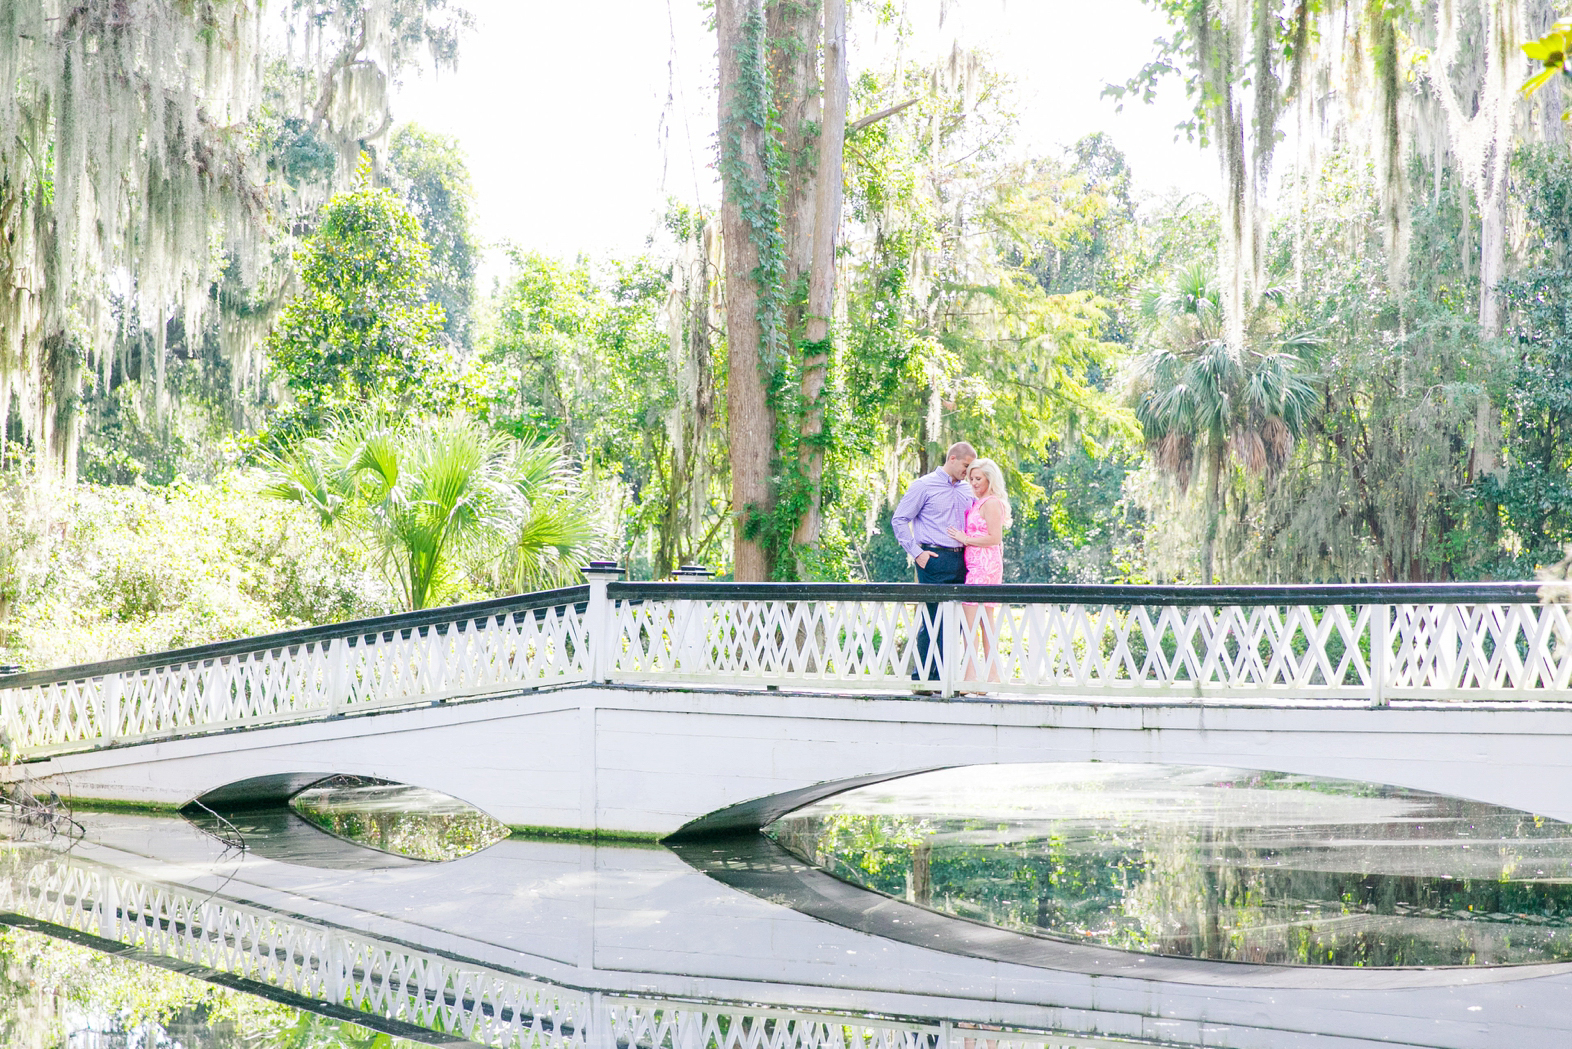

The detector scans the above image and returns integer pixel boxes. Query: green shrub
[0,470,396,670]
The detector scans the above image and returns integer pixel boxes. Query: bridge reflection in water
[5,799,1572,1049]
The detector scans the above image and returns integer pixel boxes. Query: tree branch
[848,97,918,134]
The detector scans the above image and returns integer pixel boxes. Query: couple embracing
[891,441,1012,687]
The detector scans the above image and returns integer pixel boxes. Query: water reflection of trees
[0,924,416,1049]
[768,809,1572,966]
[290,780,508,862]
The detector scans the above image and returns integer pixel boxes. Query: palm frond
[258,438,349,526]
[265,410,601,610]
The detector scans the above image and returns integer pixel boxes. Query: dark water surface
[768,763,1572,967]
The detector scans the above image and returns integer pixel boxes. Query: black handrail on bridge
[611,580,1545,606]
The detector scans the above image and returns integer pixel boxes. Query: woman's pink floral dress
[963,495,1003,585]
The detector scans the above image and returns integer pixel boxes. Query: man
[891,441,976,684]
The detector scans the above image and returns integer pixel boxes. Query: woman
[946,457,1012,686]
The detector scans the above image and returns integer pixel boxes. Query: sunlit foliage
[264,412,600,609]
[0,468,392,674]
[267,182,462,435]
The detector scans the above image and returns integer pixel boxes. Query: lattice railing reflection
[0,852,1099,1049]
[0,587,590,759]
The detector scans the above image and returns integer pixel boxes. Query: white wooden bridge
[4,569,1572,835]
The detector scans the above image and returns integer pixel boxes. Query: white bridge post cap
[585,561,625,580]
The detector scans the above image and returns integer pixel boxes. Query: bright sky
[389,0,1215,272]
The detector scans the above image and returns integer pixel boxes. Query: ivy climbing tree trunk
[716,0,849,576]
[792,0,847,550]
[769,0,821,338]
[717,0,780,581]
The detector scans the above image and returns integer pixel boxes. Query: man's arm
[891,480,929,562]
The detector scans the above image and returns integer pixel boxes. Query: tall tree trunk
[1200,437,1225,584]
[768,0,820,339]
[717,0,778,581]
[792,0,846,551]
[1479,189,1507,338]
[1191,0,1251,356]
[1473,189,1506,482]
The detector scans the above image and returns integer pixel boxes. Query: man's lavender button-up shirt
[891,468,973,559]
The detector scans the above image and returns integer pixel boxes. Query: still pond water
[5,763,1572,1048]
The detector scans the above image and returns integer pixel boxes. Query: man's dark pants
[913,545,966,681]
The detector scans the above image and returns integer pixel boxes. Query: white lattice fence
[606,584,1572,703]
[1,590,591,759]
[5,581,1568,762]
[0,853,1109,1049]
[962,602,1378,698]
[611,598,944,686]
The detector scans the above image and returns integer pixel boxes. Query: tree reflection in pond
[766,763,1572,967]
[290,776,508,862]
[0,925,423,1048]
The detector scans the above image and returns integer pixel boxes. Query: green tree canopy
[390,124,480,351]
[1488,146,1572,572]
[267,184,459,435]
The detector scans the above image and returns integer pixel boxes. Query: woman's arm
[948,500,1006,546]
[972,499,1005,547]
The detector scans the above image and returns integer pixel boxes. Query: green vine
[722,3,847,580]
[722,4,788,366]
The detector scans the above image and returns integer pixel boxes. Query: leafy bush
[267,183,464,437]
[263,413,602,610]
[0,470,395,670]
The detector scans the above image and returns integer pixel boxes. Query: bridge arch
[15,682,1572,838]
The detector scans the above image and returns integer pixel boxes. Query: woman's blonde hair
[968,458,1013,528]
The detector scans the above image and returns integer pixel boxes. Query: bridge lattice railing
[2,578,1569,761]
[608,581,1572,703]
[0,587,590,758]
[0,850,1097,1049]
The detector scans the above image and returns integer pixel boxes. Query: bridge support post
[324,933,348,1004]
[1371,604,1390,709]
[328,640,347,718]
[96,868,117,940]
[941,600,961,698]
[102,674,122,745]
[589,991,613,1049]
[585,562,625,684]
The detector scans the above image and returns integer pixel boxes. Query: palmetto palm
[265,414,599,610]
[1133,263,1317,582]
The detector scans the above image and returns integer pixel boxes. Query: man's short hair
[947,441,977,461]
